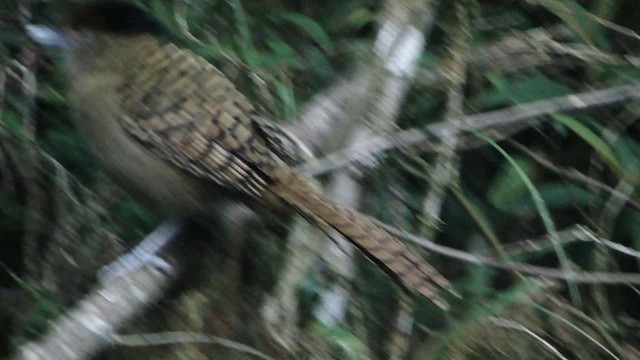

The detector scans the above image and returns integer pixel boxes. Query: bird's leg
[97,218,185,284]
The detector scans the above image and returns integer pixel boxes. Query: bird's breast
[70,73,228,216]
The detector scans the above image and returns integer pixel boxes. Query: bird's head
[27,1,166,48]
[27,1,168,73]
[69,1,166,36]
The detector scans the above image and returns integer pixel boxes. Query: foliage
[2,0,640,359]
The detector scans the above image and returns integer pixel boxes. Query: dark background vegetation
[2,0,640,359]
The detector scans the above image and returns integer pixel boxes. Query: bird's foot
[97,219,184,284]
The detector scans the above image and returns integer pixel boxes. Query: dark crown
[71,1,166,35]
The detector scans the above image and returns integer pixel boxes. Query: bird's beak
[25,25,70,49]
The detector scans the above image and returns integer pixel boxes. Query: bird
[31,1,453,308]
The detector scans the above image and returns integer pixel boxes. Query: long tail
[269,167,452,309]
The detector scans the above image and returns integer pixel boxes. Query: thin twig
[508,140,640,211]
[490,317,569,360]
[490,224,640,260]
[299,83,640,176]
[375,220,640,285]
[111,332,274,360]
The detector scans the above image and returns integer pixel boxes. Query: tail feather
[269,167,452,309]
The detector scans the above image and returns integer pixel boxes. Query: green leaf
[536,0,606,47]
[266,35,298,66]
[552,114,622,175]
[610,136,640,178]
[513,183,603,211]
[487,156,534,211]
[0,111,24,137]
[309,322,367,359]
[272,12,332,51]
[273,78,296,119]
[479,73,572,108]
[229,0,254,50]
[486,72,508,94]
[345,7,375,30]
[479,133,581,306]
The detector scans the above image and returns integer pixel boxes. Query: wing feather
[119,40,280,198]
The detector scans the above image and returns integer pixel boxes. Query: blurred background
[2,0,640,359]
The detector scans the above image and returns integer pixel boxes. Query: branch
[300,83,640,176]
[287,66,371,154]
[16,266,173,360]
[508,139,640,211]
[289,25,577,151]
[263,0,438,353]
[376,220,640,285]
[487,224,640,260]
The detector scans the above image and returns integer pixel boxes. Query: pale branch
[387,294,415,360]
[16,266,173,360]
[267,0,439,354]
[261,219,320,351]
[578,226,640,259]
[482,226,587,257]
[415,27,559,89]
[293,24,638,157]
[524,0,640,44]
[15,217,184,360]
[391,2,469,359]
[290,25,584,153]
[287,65,371,154]
[414,25,579,89]
[299,83,640,176]
[539,37,640,67]
[585,11,640,42]
[484,224,640,261]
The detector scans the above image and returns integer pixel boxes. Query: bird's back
[66,36,260,214]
